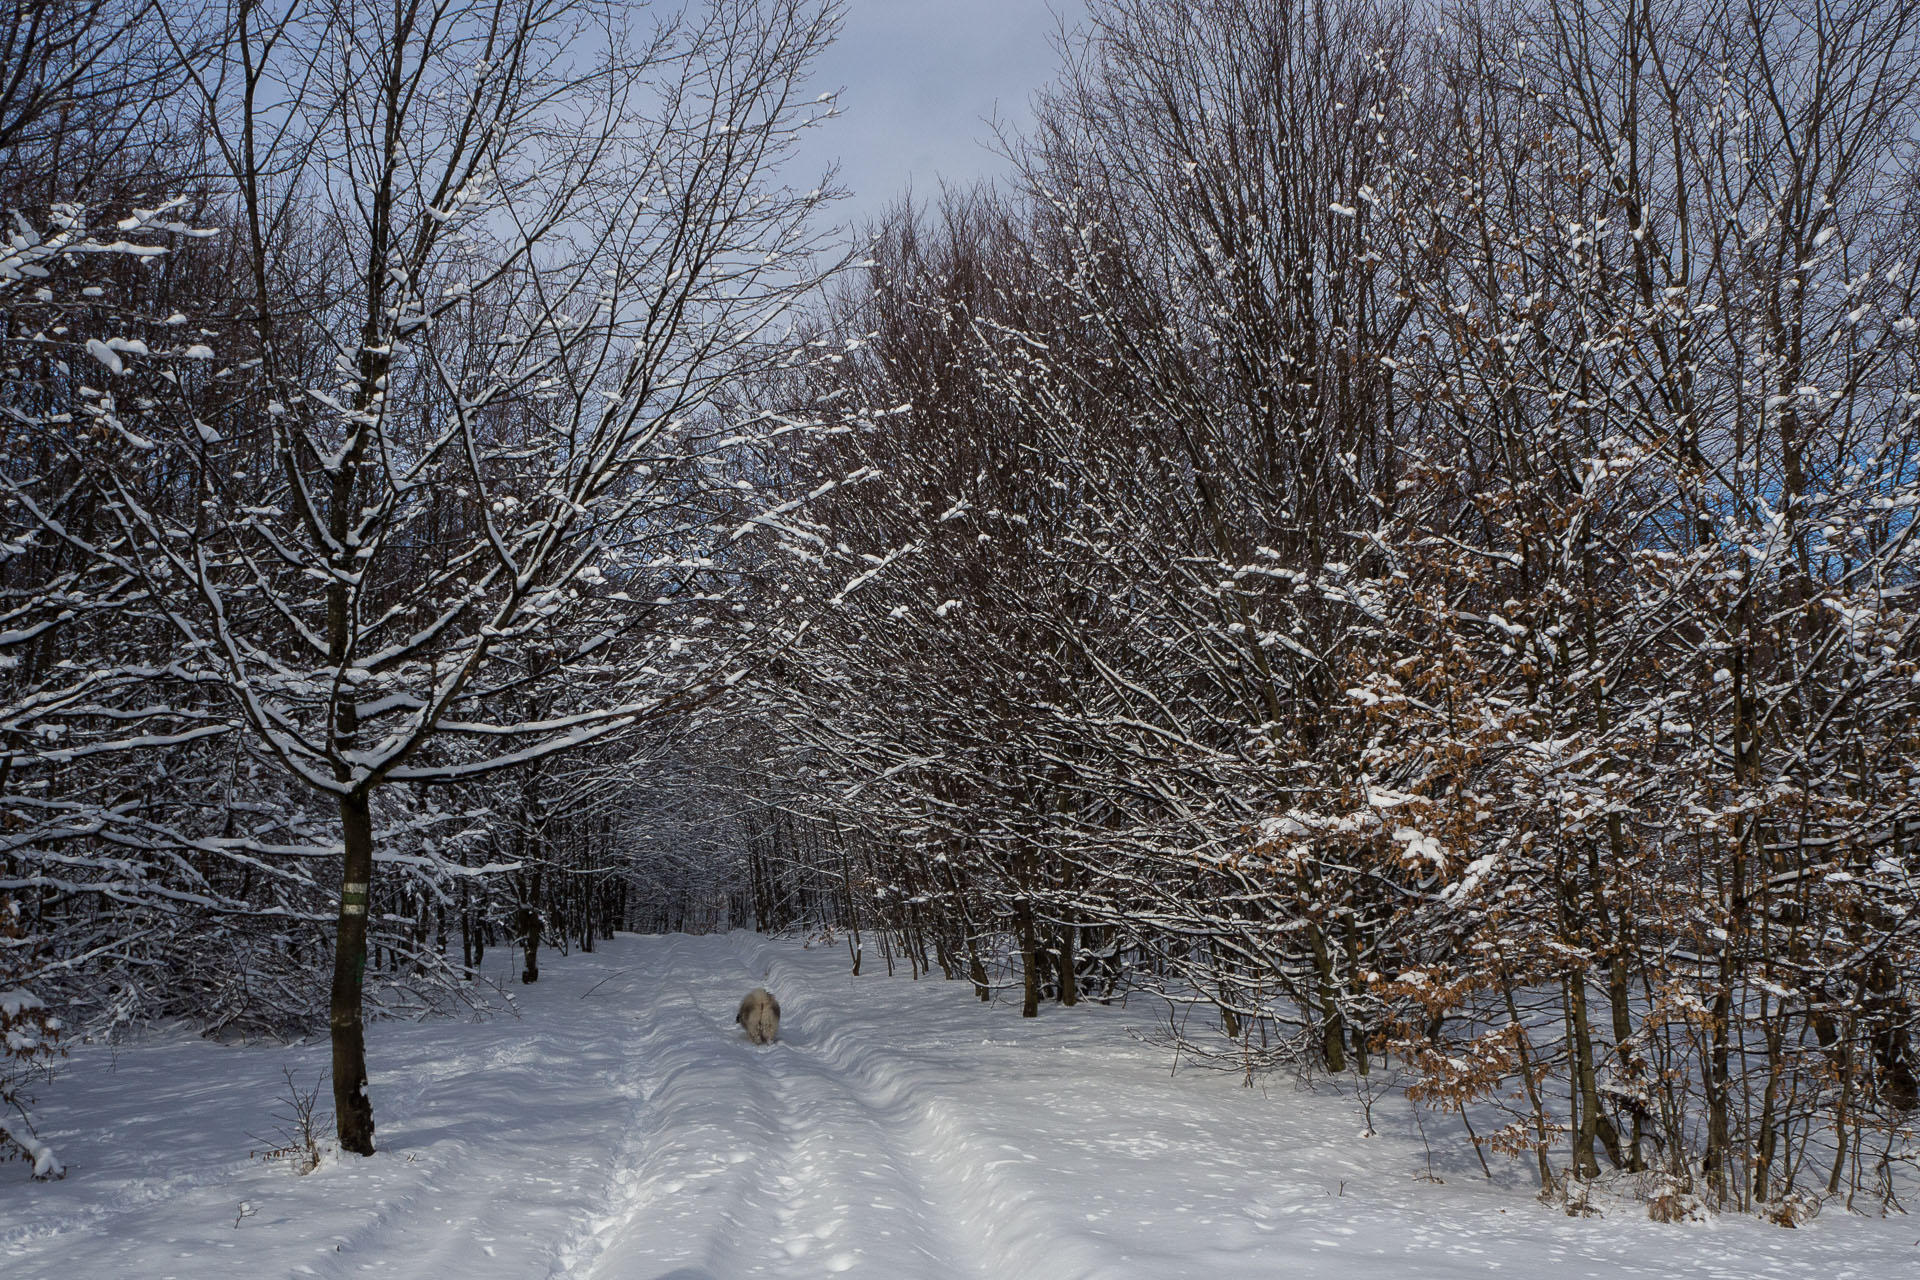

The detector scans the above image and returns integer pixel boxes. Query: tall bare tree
[26,0,841,1152]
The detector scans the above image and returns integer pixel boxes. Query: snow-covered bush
[1,897,64,1178]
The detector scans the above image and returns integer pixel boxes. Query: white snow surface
[4,932,1914,1279]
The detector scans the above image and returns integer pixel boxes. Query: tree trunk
[1704,983,1733,1202]
[1018,904,1041,1018]
[1566,973,1603,1180]
[1058,924,1078,1007]
[1306,918,1346,1073]
[331,788,377,1156]
[518,904,542,983]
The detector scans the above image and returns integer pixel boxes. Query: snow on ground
[3,932,1915,1279]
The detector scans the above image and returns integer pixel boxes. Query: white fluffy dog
[736,987,780,1045]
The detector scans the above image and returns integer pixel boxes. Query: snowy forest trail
[551,933,992,1280]
[5,934,1916,1280]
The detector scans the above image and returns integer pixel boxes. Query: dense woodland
[4,0,1919,1221]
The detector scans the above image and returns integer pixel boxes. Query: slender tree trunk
[1606,945,1643,1169]
[836,825,862,974]
[1501,979,1555,1195]
[1567,973,1603,1179]
[1209,938,1241,1038]
[1754,1005,1785,1202]
[1306,918,1346,1073]
[1059,924,1078,1007]
[520,905,542,983]
[331,788,377,1155]
[1345,918,1371,1077]
[1587,820,1643,1170]
[1705,982,1733,1202]
[1867,955,1919,1112]
[1018,903,1041,1018]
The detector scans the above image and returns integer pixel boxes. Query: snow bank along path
[4,932,1915,1279]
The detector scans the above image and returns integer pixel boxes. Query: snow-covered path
[551,935,996,1279]
[5,933,1915,1279]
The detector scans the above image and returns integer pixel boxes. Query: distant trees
[742,0,1920,1218]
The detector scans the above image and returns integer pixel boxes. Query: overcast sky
[792,0,1087,234]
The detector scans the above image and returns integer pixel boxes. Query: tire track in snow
[542,973,663,1280]
[742,937,987,1280]
[547,958,742,1277]
[552,936,797,1280]
[749,939,1118,1280]
[555,933,989,1280]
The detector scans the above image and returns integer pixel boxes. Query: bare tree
[24,0,841,1153]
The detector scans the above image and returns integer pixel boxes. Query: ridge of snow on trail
[553,936,990,1279]
[4,933,1915,1279]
